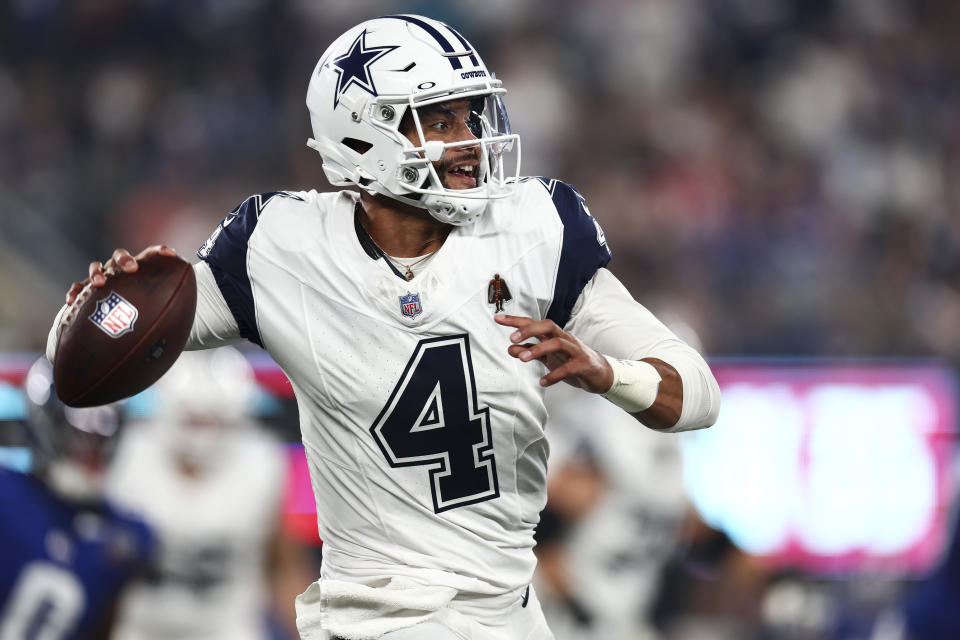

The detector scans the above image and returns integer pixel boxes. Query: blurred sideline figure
[0,358,154,639]
[107,348,311,640]
[535,383,691,640]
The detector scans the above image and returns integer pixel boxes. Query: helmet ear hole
[341,137,373,154]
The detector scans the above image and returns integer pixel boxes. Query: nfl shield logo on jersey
[89,292,139,338]
[399,292,423,319]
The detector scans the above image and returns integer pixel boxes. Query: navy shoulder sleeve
[198,191,300,347]
[539,179,612,327]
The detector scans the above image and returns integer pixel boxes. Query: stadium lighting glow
[680,363,956,574]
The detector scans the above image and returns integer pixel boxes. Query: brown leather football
[53,253,197,407]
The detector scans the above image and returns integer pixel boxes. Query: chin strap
[421,191,490,226]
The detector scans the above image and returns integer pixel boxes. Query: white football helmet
[152,347,257,470]
[306,14,521,226]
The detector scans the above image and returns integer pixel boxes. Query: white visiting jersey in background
[540,383,690,639]
[107,421,286,640]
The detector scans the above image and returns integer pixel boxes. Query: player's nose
[452,117,480,145]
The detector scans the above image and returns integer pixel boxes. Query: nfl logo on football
[89,292,139,338]
[399,292,422,319]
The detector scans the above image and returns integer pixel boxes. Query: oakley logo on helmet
[331,29,398,108]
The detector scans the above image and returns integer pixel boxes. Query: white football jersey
[106,422,286,640]
[189,177,714,599]
[193,178,610,596]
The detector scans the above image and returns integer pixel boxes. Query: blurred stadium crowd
[2,0,959,361]
[2,1,959,639]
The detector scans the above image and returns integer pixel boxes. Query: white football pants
[376,586,553,639]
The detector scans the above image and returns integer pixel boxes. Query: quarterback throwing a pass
[51,15,720,640]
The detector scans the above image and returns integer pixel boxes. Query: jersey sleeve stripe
[206,262,261,347]
[197,193,285,348]
[541,179,612,328]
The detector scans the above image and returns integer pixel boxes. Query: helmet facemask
[379,86,521,225]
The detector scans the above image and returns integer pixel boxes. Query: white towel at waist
[295,577,533,640]
[295,577,456,640]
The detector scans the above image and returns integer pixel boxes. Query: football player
[0,358,154,640]
[49,14,721,640]
[107,347,311,640]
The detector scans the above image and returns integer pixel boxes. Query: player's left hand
[495,314,614,392]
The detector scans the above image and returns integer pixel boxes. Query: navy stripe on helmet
[382,14,463,70]
[443,24,480,67]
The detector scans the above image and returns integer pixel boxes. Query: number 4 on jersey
[371,335,500,513]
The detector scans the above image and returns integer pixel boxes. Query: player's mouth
[445,161,479,189]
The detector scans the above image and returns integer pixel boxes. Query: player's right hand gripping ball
[53,253,197,407]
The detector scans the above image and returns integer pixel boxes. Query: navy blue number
[371,335,499,513]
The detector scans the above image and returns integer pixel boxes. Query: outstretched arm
[496,268,719,432]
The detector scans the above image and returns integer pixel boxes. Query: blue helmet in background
[23,358,123,502]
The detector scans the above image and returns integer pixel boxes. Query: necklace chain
[353,202,437,281]
[385,252,435,281]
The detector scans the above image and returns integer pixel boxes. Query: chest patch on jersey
[399,292,423,319]
[487,274,512,313]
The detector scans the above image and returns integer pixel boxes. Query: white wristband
[601,356,662,413]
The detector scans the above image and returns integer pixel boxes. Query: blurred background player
[107,347,311,640]
[0,358,154,640]
[535,382,693,640]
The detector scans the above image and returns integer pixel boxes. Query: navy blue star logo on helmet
[331,30,398,108]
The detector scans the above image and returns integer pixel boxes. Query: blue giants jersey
[0,469,154,640]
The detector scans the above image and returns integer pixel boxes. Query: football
[53,253,197,407]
